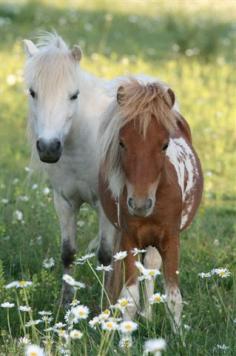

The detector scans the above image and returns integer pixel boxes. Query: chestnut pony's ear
[117,85,125,106]
[163,88,175,109]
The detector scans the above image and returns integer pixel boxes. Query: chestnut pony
[99,80,203,331]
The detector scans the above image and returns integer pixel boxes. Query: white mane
[24,33,76,97]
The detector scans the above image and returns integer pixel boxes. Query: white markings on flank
[166,137,198,229]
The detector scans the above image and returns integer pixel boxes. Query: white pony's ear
[71,45,82,62]
[23,39,38,58]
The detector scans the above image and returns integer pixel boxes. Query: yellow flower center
[120,300,128,307]
[19,281,26,287]
[29,352,38,356]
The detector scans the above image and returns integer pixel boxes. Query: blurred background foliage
[0,0,236,199]
[0,2,236,353]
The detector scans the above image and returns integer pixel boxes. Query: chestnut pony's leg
[160,234,182,332]
[142,246,162,320]
[108,235,140,319]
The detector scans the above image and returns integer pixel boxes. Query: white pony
[23,33,168,307]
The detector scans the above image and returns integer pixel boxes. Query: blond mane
[99,79,178,197]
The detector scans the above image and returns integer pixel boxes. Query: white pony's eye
[29,88,36,99]
[119,140,125,149]
[70,90,79,100]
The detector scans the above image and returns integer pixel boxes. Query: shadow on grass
[0,0,235,62]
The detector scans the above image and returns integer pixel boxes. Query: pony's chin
[128,208,153,218]
[39,155,61,164]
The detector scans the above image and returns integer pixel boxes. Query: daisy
[216,344,229,350]
[53,322,66,329]
[42,257,55,269]
[114,251,128,261]
[149,293,166,304]
[102,320,118,331]
[119,335,133,349]
[135,261,160,281]
[70,329,83,339]
[19,305,31,312]
[144,338,166,355]
[131,248,146,256]
[14,210,24,222]
[1,302,15,308]
[98,309,111,321]
[119,321,138,334]
[96,264,113,272]
[113,297,134,313]
[71,305,89,320]
[70,299,80,307]
[5,280,32,289]
[18,195,29,202]
[18,336,30,345]
[89,316,100,329]
[211,268,231,278]
[62,274,85,289]
[25,344,45,356]
[25,320,42,327]
[198,272,211,278]
[77,220,85,227]
[38,311,52,316]
[43,187,50,195]
[135,261,146,274]
[57,329,69,340]
[75,253,95,264]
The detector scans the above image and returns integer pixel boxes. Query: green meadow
[0,0,235,354]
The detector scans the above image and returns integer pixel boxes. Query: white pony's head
[24,32,82,163]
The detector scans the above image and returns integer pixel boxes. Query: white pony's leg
[141,247,162,320]
[54,190,80,305]
[97,204,118,266]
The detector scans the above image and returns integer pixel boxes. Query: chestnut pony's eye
[29,88,36,99]
[162,142,169,151]
[70,90,79,100]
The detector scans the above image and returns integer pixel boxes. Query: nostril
[51,139,61,153]
[128,197,134,209]
[36,139,45,153]
[146,198,153,210]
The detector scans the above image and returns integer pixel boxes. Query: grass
[0,0,235,355]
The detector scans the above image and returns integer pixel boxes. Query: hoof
[97,246,112,266]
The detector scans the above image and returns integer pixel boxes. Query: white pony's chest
[46,142,99,206]
[166,137,199,228]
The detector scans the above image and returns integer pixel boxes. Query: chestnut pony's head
[100,79,177,217]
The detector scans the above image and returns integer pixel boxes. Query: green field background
[0,1,236,355]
